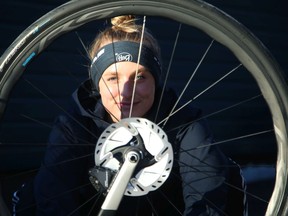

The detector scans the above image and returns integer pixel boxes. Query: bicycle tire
[0,0,287,215]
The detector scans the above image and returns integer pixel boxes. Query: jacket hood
[71,80,106,119]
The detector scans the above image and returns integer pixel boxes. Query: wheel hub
[92,118,173,196]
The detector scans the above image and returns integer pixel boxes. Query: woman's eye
[136,74,145,80]
[107,76,118,82]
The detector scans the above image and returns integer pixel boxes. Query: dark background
[0,0,287,215]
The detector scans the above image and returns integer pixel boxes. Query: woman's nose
[119,79,134,98]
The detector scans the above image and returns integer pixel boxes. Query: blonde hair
[88,15,161,64]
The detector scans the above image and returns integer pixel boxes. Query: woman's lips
[118,101,139,109]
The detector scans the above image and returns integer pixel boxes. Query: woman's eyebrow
[103,71,117,76]
[103,66,148,76]
[134,68,149,73]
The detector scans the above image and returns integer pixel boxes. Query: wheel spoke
[161,39,214,127]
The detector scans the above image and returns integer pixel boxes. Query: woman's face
[99,61,155,122]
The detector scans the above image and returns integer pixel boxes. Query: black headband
[90,41,161,91]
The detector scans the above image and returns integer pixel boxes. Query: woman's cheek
[142,83,155,96]
[110,86,119,98]
[103,85,116,97]
[137,83,149,93]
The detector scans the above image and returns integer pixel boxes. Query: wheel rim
[0,0,287,215]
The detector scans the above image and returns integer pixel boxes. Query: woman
[13,15,247,215]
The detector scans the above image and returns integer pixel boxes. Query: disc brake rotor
[94,118,173,196]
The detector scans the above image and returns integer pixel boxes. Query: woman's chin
[120,111,143,119]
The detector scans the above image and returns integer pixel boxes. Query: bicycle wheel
[0,0,287,215]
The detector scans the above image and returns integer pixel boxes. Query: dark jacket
[13,81,247,215]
